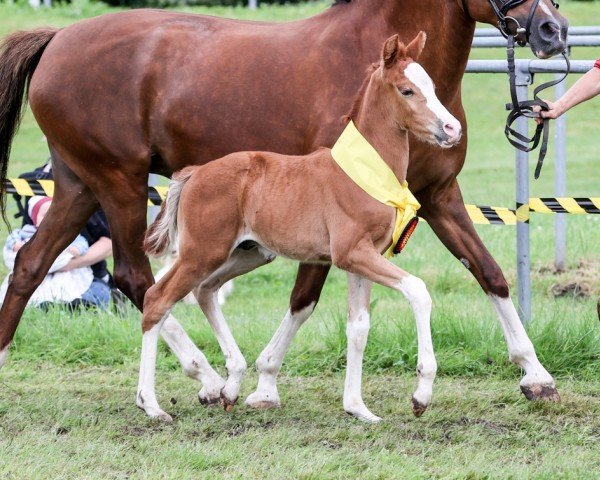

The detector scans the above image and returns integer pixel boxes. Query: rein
[462,0,570,179]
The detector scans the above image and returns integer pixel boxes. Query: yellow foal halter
[331,120,421,257]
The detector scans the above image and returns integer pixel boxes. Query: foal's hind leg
[138,260,204,422]
[194,245,276,409]
[0,156,98,368]
[246,263,329,409]
[98,183,225,404]
[333,243,437,419]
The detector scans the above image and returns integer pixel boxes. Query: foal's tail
[144,167,196,257]
[0,27,60,226]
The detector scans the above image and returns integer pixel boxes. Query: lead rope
[461,0,569,179]
[504,34,570,179]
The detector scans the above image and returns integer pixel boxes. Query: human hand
[68,246,81,257]
[533,99,564,125]
[12,241,25,252]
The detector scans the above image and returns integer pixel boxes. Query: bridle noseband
[462,0,569,179]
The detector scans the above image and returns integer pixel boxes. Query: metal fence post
[554,59,568,271]
[515,63,533,323]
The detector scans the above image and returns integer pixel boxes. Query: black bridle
[462,0,570,179]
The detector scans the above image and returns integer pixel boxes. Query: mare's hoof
[520,384,561,403]
[411,397,428,418]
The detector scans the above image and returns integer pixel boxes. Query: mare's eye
[399,87,413,97]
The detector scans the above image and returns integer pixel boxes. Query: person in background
[15,161,114,309]
[537,59,600,121]
[537,60,600,320]
[1,196,98,309]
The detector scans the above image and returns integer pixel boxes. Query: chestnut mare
[0,0,567,408]
[138,33,462,422]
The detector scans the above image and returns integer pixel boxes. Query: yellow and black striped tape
[4,178,599,225]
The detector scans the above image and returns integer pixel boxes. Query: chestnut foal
[138,32,462,422]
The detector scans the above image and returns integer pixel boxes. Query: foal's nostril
[443,123,457,138]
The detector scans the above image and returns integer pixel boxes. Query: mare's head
[466,0,568,58]
[351,32,462,148]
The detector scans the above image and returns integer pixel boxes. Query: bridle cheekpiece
[462,0,568,179]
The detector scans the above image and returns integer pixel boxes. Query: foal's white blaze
[488,295,555,386]
[404,63,462,142]
[0,345,9,369]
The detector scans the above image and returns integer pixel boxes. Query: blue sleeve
[69,234,89,255]
[5,230,23,251]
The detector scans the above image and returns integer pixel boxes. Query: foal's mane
[343,63,379,123]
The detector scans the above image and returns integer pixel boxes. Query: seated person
[0,196,101,308]
[15,162,114,309]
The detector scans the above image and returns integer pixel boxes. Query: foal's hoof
[411,397,428,418]
[198,389,222,407]
[520,384,561,403]
[220,392,238,412]
[245,390,281,410]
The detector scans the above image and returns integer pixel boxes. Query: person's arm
[540,63,600,120]
[59,236,112,271]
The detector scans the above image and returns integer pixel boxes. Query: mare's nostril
[540,22,561,41]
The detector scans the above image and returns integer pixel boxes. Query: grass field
[0,1,600,478]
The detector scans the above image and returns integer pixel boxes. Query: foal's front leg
[334,244,437,418]
[344,274,381,422]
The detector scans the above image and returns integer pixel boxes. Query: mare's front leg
[343,274,381,423]
[334,243,437,419]
[419,178,558,402]
[245,263,329,409]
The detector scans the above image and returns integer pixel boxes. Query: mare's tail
[144,168,196,257]
[0,28,60,225]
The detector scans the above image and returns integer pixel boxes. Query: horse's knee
[141,284,168,332]
[8,249,48,296]
[397,276,432,311]
[482,268,510,298]
[113,266,152,308]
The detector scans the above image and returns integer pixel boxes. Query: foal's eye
[399,87,414,97]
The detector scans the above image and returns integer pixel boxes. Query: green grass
[2,362,600,479]
[0,1,600,478]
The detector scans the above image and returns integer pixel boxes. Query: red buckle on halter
[393,217,419,254]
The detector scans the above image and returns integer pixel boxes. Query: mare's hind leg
[194,244,276,409]
[137,259,206,422]
[98,184,225,404]
[0,156,98,368]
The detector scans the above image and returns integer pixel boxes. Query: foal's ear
[406,31,427,61]
[382,34,406,68]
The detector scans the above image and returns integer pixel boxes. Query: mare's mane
[343,63,379,123]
